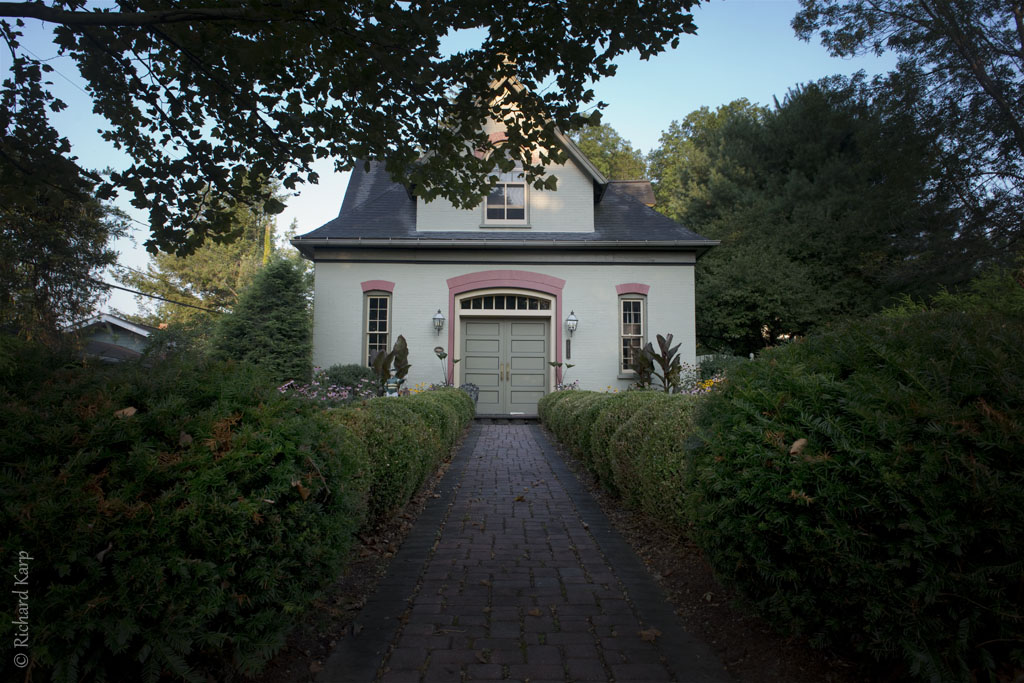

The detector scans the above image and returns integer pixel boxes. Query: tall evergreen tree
[211,258,311,383]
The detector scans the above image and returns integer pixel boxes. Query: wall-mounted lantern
[566,310,578,337]
[433,309,446,335]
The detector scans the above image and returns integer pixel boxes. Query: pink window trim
[361,280,395,293]
[446,270,566,383]
[615,282,650,296]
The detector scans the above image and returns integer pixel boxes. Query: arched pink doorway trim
[446,270,566,383]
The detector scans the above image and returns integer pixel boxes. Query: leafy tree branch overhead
[0,0,701,255]
[794,0,1024,251]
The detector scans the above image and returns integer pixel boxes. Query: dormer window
[485,163,527,224]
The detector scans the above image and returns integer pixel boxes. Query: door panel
[461,316,550,416]
[507,318,548,415]
[462,319,503,414]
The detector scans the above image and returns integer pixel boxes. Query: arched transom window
[461,293,551,311]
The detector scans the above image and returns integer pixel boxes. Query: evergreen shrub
[211,258,312,383]
[587,391,671,492]
[541,390,593,441]
[606,395,697,525]
[689,305,1024,681]
[0,353,368,681]
[537,389,699,519]
[329,390,473,528]
[536,388,575,424]
[697,353,748,380]
[323,363,377,389]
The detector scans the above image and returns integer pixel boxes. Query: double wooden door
[461,318,549,415]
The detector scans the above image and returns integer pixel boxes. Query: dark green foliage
[697,353,748,380]
[536,389,575,424]
[329,390,473,528]
[211,258,311,383]
[404,389,475,451]
[689,294,1024,680]
[323,363,377,388]
[650,82,994,355]
[538,390,696,527]
[586,391,673,492]
[0,351,368,681]
[430,386,478,427]
[2,1,700,255]
[118,178,284,326]
[606,396,696,526]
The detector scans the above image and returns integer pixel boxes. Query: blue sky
[8,0,896,316]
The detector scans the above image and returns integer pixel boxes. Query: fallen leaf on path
[639,628,662,642]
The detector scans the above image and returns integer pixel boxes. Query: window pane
[528,298,538,310]
[539,299,550,310]
[506,208,525,220]
[495,295,505,309]
[506,295,516,308]
[487,186,504,207]
[461,300,470,309]
[506,185,525,207]
[368,320,378,332]
[483,295,493,309]
[472,297,482,309]
[486,207,504,220]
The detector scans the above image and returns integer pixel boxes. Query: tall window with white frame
[364,293,390,365]
[485,162,527,224]
[620,297,645,373]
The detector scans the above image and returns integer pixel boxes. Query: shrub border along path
[317,422,728,682]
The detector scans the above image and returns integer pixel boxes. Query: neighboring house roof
[64,313,156,338]
[81,339,144,363]
[293,161,717,257]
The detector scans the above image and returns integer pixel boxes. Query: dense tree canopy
[0,184,126,342]
[794,0,1024,253]
[650,79,984,355]
[571,124,647,179]
[1,0,701,255]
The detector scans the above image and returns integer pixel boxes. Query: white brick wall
[312,258,696,393]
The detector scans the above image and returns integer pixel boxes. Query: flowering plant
[278,367,378,406]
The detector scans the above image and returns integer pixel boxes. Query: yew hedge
[0,346,472,682]
[689,306,1024,681]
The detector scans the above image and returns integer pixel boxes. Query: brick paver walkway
[318,422,728,683]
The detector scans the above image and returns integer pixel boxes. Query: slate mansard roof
[292,160,717,257]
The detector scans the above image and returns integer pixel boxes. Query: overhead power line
[89,277,223,313]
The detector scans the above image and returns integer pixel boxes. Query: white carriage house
[291,131,716,417]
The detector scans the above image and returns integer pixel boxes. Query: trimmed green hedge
[0,347,474,682]
[330,388,474,527]
[538,390,697,522]
[689,307,1024,680]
